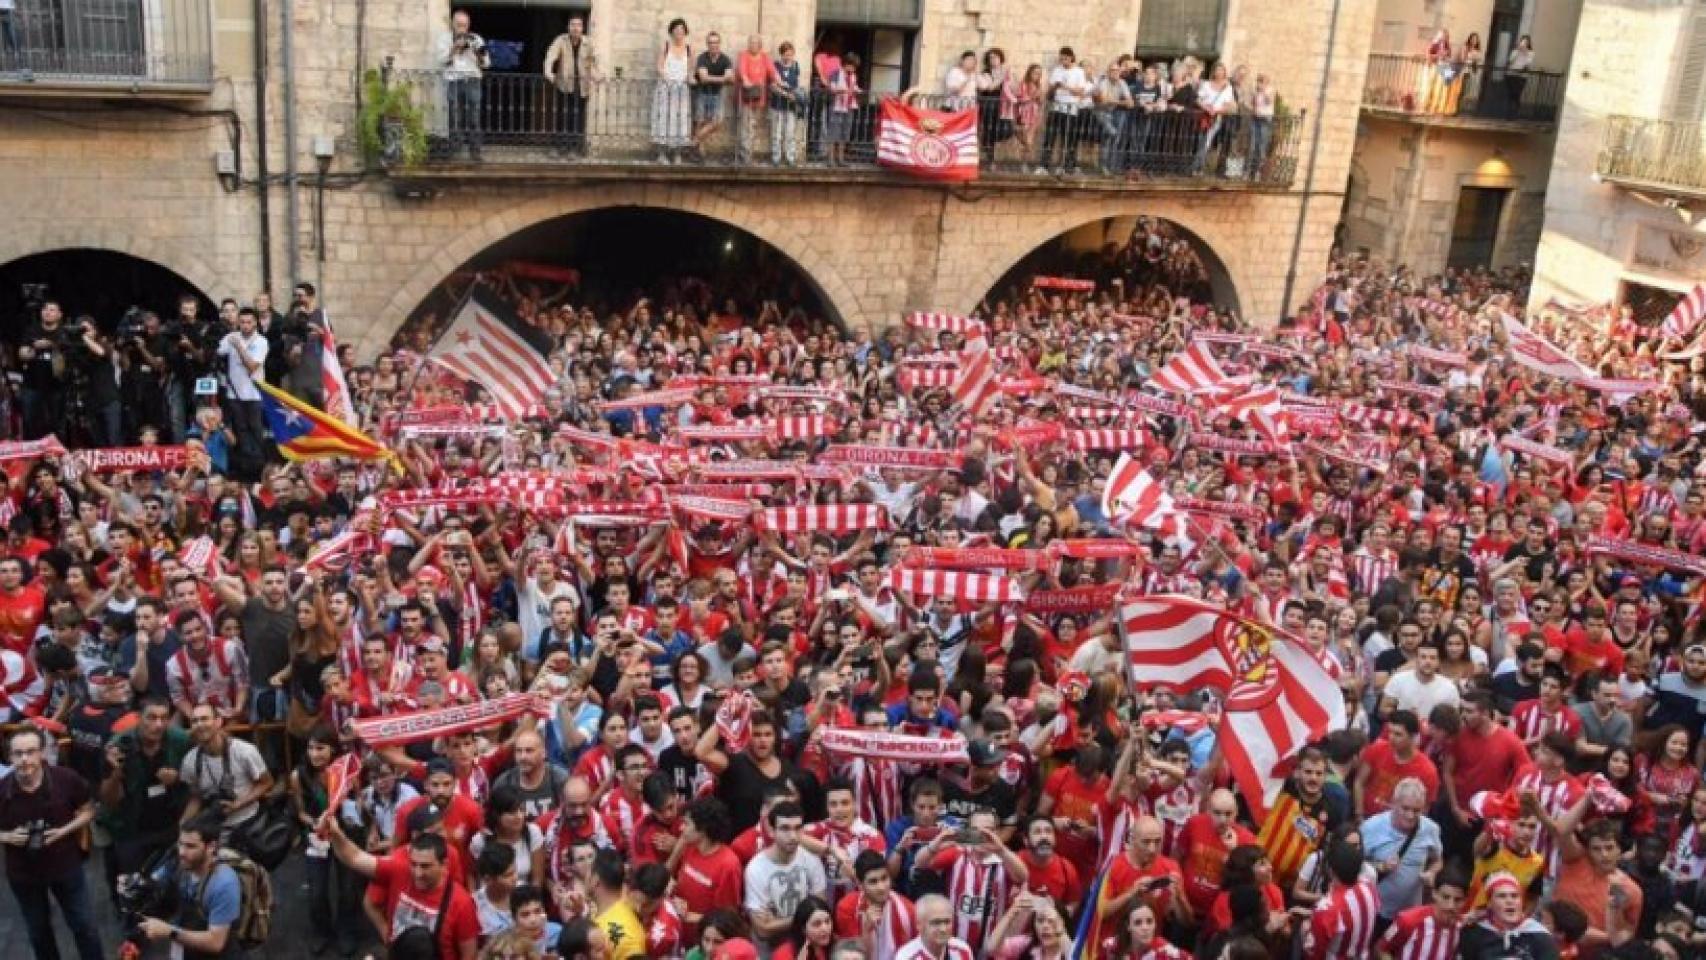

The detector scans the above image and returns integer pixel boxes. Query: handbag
[231,794,295,871]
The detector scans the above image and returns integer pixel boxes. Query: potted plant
[359,68,428,168]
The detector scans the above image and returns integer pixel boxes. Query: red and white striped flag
[949,335,1000,416]
[318,315,356,425]
[1102,452,1175,530]
[1117,595,1345,817]
[1212,385,1291,446]
[178,536,223,580]
[1662,283,1706,341]
[903,311,986,337]
[888,568,1025,603]
[757,504,888,535]
[428,288,557,422]
[1067,429,1153,452]
[1148,342,1230,396]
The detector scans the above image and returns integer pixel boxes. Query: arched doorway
[978,215,1242,315]
[0,248,216,338]
[391,207,841,351]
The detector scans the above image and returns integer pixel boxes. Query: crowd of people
[435,11,1281,179]
[1,215,1705,960]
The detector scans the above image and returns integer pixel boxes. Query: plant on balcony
[359,69,428,168]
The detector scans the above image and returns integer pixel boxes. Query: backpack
[212,847,274,951]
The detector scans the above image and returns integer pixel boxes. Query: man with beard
[1015,816,1082,922]
[940,740,1019,843]
[394,757,484,866]
[132,815,243,958]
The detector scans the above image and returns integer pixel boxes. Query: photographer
[132,813,242,959]
[16,298,69,440]
[440,9,490,161]
[284,283,326,409]
[100,695,192,883]
[121,309,173,438]
[0,726,104,960]
[216,306,269,483]
[69,313,125,446]
[165,294,216,444]
[181,701,274,830]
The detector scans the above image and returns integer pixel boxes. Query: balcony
[0,0,213,96]
[1360,53,1564,130]
[382,72,1302,193]
[1596,116,1706,199]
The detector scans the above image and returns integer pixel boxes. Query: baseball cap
[406,802,445,833]
[712,939,760,960]
[966,740,1007,767]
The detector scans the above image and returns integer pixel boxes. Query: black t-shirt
[19,321,63,391]
[941,778,1019,830]
[0,766,93,881]
[658,744,705,801]
[695,52,732,88]
[1491,671,1541,716]
[1503,542,1555,584]
[241,597,295,682]
[1374,647,1412,676]
[715,754,822,834]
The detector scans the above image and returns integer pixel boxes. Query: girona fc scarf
[818,728,971,765]
[862,893,917,960]
[1585,536,1706,575]
[1049,539,1143,561]
[0,436,68,463]
[900,546,1049,572]
[1499,434,1573,467]
[820,444,961,471]
[1023,582,1123,615]
[1032,276,1096,292]
[876,97,978,182]
[1175,498,1268,523]
[716,689,756,753]
[348,693,547,747]
[758,505,888,534]
[903,311,985,336]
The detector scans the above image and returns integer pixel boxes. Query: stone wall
[0,0,1365,358]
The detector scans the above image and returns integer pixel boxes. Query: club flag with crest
[259,381,394,465]
[1117,595,1345,820]
[316,753,362,832]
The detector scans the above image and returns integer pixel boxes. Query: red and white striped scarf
[1067,429,1153,452]
[820,445,961,470]
[1585,536,1706,575]
[347,693,547,748]
[904,311,986,336]
[758,505,887,535]
[818,728,971,764]
[715,689,756,754]
[887,568,1025,603]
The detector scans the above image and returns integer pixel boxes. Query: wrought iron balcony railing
[0,0,213,92]
[385,71,1302,188]
[1361,52,1563,124]
[1596,115,1706,196]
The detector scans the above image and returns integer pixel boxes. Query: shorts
[826,111,852,143]
[694,91,724,123]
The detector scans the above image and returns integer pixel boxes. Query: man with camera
[16,298,70,441]
[130,813,242,959]
[119,309,173,439]
[0,726,105,960]
[440,9,490,161]
[100,694,192,883]
[166,293,216,444]
[284,283,326,409]
[180,701,274,830]
[215,306,269,484]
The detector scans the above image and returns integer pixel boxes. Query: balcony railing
[1361,53,1563,124]
[0,0,213,91]
[388,71,1302,188]
[1596,115,1706,196]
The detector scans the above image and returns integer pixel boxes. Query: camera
[115,306,148,342]
[204,787,237,812]
[24,819,47,852]
[117,868,174,952]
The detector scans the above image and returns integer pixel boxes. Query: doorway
[1446,186,1509,270]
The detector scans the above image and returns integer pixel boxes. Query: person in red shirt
[834,849,917,953]
[0,555,46,653]
[1443,691,1531,841]
[1176,790,1255,920]
[1015,817,1082,921]
[669,796,745,942]
[631,771,685,868]
[1510,667,1584,749]
[1354,710,1440,816]
[1037,743,1108,878]
[394,758,485,883]
[326,824,480,960]
[1555,604,1625,684]
[1098,815,1191,936]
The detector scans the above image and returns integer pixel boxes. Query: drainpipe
[1279,0,1344,323]
[282,0,301,290]
[253,0,272,292]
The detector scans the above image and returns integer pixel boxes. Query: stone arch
[0,235,229,315]
[948,196,1255,321]
[362,184,869,358]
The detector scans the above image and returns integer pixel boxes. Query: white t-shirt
[1049,64,1090,111]
[220,332,268,402]
[1382,670,1462,717]
[470,825,545,885]
[519,576,579,662]
[183,737,270,826]
[743,848,827,922]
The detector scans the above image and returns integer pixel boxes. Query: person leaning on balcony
[1247,73,1276,181]
[691,32,736,161]
[769,41,804,167]
[543,16,600,158]
[1422,28,1453,114]
[1040,47,1091,175]
[440,8,490,161]
[652,19,694,164]
[1444,32,1482,116]
[736,35,779,164]
[1092,59,1134,176]
[977,48,1016,164]
[1505,35,1534,118]
[943,50,978,111]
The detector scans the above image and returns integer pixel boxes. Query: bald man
[1176,788,1257,919]
[1102,815,1191,926]
[492,728,569,820]
[894,894,974,960]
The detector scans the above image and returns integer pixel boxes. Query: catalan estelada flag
[258,380,393,465]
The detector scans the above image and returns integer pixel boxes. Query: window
[815,0,919,95]
[1672,1,1706,121]
[816,0,922,27]
[459,0,591,74]
[1135,0,1227,62]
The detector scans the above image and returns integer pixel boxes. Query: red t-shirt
[368,851,481,960]
[1448,723,1531,802]
[673,842,744,935]
[1359,739,1440,816]
[1176,814,1256,917]
[394,795,484,884]
[0,584,46,653]
[833,890,916,942]
[1207,882,1285,940]
[1042,767,1109,876]
[1019,850,1083,909]
[1557,628,1626,681]
[1103,852,1184,925]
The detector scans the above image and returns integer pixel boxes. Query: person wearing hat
[1457,871,1559,959]
[941,739,1020,843]
[405,637,476,706]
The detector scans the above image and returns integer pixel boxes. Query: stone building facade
[0,0,1376,354]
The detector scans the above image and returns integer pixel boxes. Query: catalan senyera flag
[258,381,394,465]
